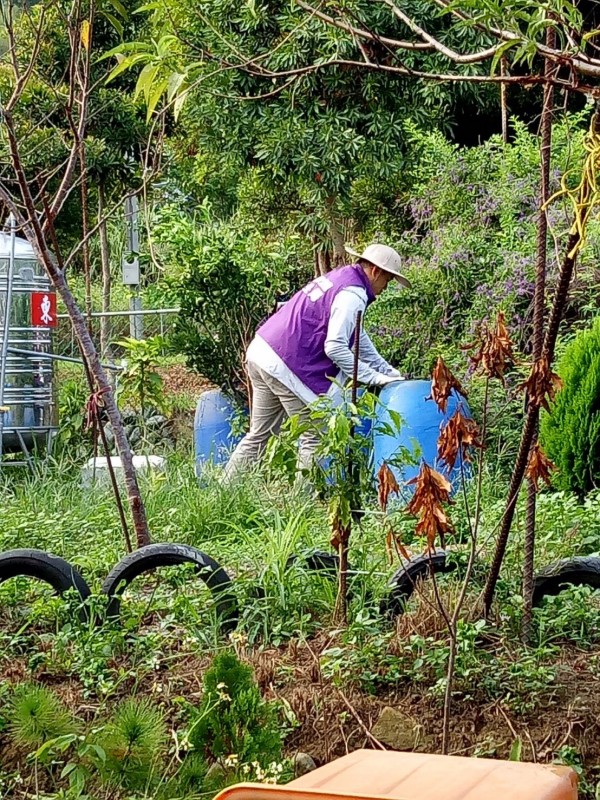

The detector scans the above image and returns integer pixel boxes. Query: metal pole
[0,213,17,463]
[130,294,143,339]
[123,196,144,340]
[6,345,123,371]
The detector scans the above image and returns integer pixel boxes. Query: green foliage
[54,376,91,461]
[108,0,497,256]
[540,318,600,496]
[0,0,148,255]
[3,465,600,792]
[8,684,76,748]
[116,335,168,415]
[189,651,283,780]
[154,202,310,402]
[160,753,208,799]
[362,114,600,473]
[366,115,595,375]
[268,389,414,523]
[96,698,166,789]
[534,586,600,647]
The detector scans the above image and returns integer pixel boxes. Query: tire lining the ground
[380,549,454,618]
[100,542,239,633]
[0,548,91,621]
[532,555,600,606]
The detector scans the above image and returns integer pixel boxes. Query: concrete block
[82,455,166,487]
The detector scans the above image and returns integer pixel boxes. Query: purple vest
[257,264,375,395]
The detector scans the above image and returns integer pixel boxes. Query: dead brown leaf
[520,356,563,411]
[526,442,556,491]
[378,462,400,511]
[437,410,483,472]
[429,357,467,413]
[406,463,453,552]
[463,311,515,382]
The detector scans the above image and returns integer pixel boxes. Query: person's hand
[387,367,406,380]
[379,373,405,385]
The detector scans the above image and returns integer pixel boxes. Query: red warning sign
[31,292,57,328]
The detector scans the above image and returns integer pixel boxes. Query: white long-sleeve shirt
[247,285,402,404]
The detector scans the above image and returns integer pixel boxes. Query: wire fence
[54,307,180,360]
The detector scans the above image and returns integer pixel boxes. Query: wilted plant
[409,327,506,754]
[464,311,515,383]
[520,355,563,412]
[378,462,410,563]
[525,442,556,491]
[438,410,483,473]
[429,357,467,413]
[406,463,454,553]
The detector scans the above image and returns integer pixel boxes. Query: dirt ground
[3,633,600,794]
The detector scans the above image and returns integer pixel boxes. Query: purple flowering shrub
[367,114,598,372]
[365,113,600,470]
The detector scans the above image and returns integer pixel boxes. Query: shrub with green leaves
[116,336,169,416]
[189,652,282,781]
[540,318,600,496]
[153,202,310,404]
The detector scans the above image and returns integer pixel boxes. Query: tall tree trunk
[325,195,346,267]
[522,29,555,642]
[2,110,151,549]
[98,183,112,359]
[483,231,579,616]
[314,240,332,276]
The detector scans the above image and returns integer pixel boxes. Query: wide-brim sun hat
[345,243,412,289]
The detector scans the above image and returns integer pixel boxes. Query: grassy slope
[1,462,600,796]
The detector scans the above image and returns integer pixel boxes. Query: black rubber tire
[286,550,344,578]
[532,556,600,607]
[286,550,370,604]
[380,549,454,618]
[100,543,238,633]
[0,549,91,621]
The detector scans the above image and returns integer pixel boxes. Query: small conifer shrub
[541,318,600,496]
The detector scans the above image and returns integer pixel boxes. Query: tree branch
[381,0,509,64]
[295,0,434,51]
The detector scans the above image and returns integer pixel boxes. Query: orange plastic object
[214,749,577,800]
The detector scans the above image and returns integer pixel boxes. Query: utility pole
[123,196,143,340]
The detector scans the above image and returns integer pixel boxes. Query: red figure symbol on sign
[31,292,57,328]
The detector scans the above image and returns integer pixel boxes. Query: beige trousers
[223,361,320,481]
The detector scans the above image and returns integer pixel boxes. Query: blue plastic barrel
[372,379,471,490]
[194,389,243,474]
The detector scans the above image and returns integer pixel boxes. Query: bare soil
[2,634,600,792]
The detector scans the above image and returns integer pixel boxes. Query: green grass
[1,456,599,649]
[2,457,600,798]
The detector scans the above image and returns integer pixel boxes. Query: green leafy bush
[540,318,600,496]
[152,202,310,403]
[116,335,169,415]
[189,651,283,781]
[96,698,166,790]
